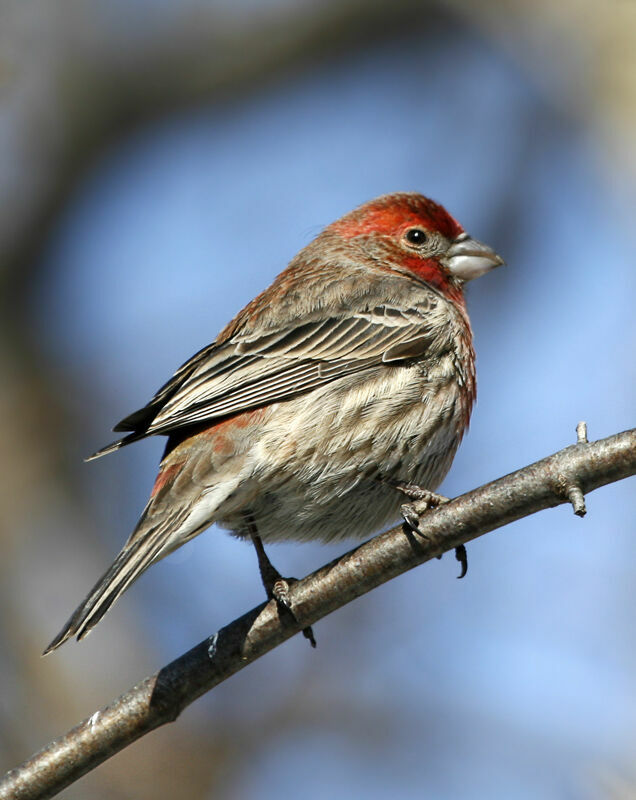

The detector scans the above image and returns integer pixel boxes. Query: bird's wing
[89,305,437,459]
[112,341,219,432]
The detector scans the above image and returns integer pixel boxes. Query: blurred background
[1,0,635,797]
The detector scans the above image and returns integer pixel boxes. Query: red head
[332,193,463,241]
[331,192,502,304]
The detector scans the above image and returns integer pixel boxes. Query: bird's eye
[405,228,428,246]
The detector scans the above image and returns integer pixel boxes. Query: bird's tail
[43,518,174,655]
[85,432,145,462]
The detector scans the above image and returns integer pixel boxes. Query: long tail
[43,519,174,654]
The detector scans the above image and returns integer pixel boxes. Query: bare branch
[2,426,635,800]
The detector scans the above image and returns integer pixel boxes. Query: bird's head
[331,192,503,303]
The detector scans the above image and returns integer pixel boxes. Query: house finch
[45,192,502,653]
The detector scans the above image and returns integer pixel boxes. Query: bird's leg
[250,530,291,607]
[245,515,316,647]
[394,482,467,579]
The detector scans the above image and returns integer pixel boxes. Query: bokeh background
[1,1,635,798]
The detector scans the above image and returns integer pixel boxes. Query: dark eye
[405,228,428,246]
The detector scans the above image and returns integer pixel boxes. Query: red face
[331,193,467,303]
[328,192,502,306]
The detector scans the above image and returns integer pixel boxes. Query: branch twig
[3,426,635,800]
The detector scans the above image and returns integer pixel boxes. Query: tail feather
[43,526,171,655]
[85,432,145,462]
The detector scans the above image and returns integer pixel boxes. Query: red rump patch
[151,408,267,496]
[332,193,463,241]
[202,408,266,455]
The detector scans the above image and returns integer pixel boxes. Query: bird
[44,192,502,653]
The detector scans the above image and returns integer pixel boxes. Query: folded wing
[89,305,437,459]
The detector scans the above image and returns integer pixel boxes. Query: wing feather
[98,304,437,454]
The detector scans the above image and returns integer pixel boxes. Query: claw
[401,502,426,535]
[273,577,316,646]
[395,484,467,580]
[455,544,468,579]
[302,626,317,648]
[398,484,450,535]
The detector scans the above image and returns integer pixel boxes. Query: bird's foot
[395,483,467,579]
[249,528,316,647]
[270,576,316,648]
[395,483,450,532]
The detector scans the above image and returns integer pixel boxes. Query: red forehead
[332,194,463,240]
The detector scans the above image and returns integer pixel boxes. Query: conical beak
[446,233,504,282]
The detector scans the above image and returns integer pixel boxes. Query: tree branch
[3,426,635,800]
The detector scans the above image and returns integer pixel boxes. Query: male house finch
[45,192,502,653]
